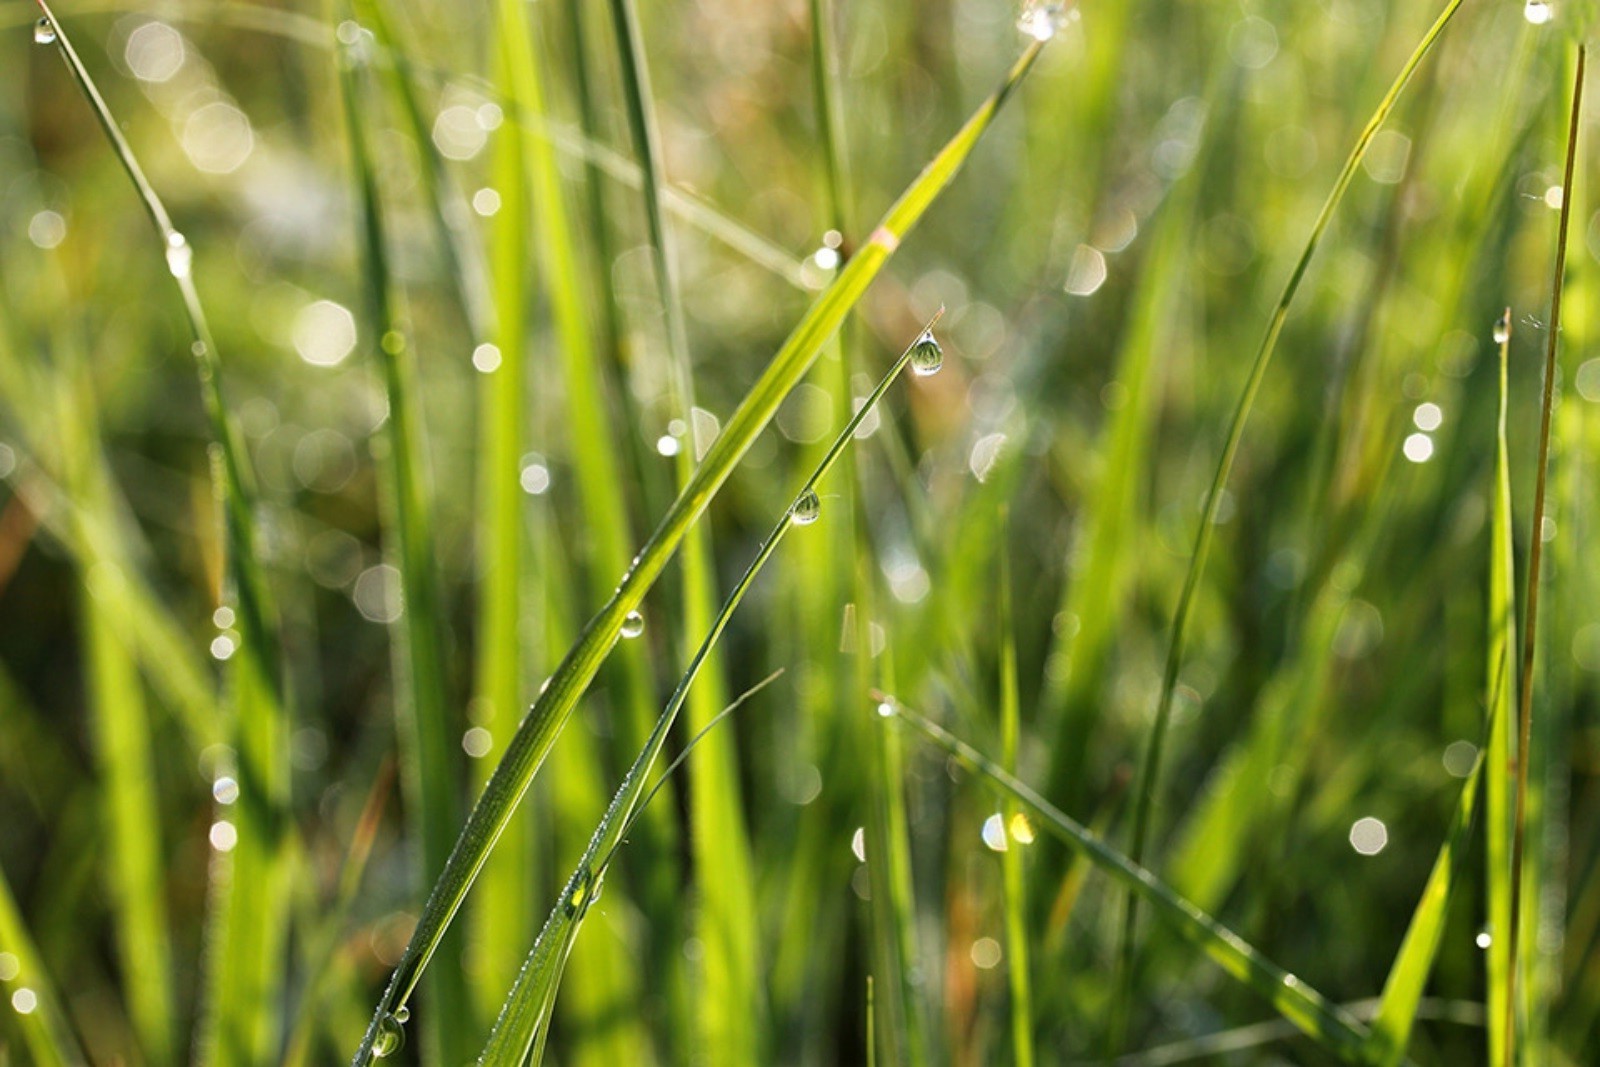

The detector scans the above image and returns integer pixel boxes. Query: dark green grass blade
[350,42,1041,1060]
[31,5,292,1061]
[1114,0,1465,1037]
[878,697,1372,1062]
[475,314,940,1064]
[1506,43,1584,1066]
[335,23,469,1064]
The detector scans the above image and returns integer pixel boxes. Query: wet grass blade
[335,22,469,1063]
[31,4,292,1061]
[0,864,84,1066]
[350,40,1041,1059]
[475,314,940,1064]
[878,697,1373,1062]
[998,513,1035,1067]
[1114,0,1465,1037]
[1506,42,1584,1066]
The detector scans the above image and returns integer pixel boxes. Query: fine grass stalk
[998,513,1035,1067]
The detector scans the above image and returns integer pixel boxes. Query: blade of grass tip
[874,696,1372,1062]
[31,5,292,1061]
[1507,43,1585,1067]
[998,509,1035,1067]
[476,317,940,1063]
[1488,309,1519,1067]
[335,20,470,1063]
[1112,0,1465,1044]
[0,864,85,1066]
[58,363,175,1067]
[350,40,1038,1054]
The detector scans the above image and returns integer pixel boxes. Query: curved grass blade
[476,314,942,1064]
[1506,43,1585,1065]
[31,5,292,1061]
[0,862,85,1066]
[1114,0,1465,1037]
[350,39,1041,1058]
[876,697,1373,1063]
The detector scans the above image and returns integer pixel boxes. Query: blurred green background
[1,0,1599,1063]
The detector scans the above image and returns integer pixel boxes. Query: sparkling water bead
[371,1013,405,1058]
[1017,1,1071,42]
[165,232,192,277]
[909,333,944,377]
[620,610,645,639]
[1493,314,1511,345]
[791,490,821,526]
[34,18,57,44]
[393,1006,410,1024]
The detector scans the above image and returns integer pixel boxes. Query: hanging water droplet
[909,333,944,377]
[393,1006,410,1024]
[790,490,822,526]
[1493,312,1511,345]
[1016,1,1072,42]
[371,1013,405,1058]
[165,231,192,277]
[1525,0,1554,25]
[563,867,595,918]
[620,610,645,639]
[33,17,57,45]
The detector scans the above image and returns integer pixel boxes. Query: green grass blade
[878,697,1372,1062]
[335,25,470,1064]
[476,315,939,1064]
[31,6,292,1061]
[998,511,1035,1067]
[351,39,1040,1058]
[1506,43,1585,1065]
[0,863,84,1066]
[1114,0,1465,1036]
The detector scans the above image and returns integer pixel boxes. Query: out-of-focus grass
[3,0,1600,1064]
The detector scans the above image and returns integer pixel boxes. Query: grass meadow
[1,0,1599,1063]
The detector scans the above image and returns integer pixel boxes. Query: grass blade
[476,314,941,1064]
[998,511,1035,1067]
[350,40,1041,1059]
[1114,0,1465,1039]
[0,863,84,1066]
[877,697,1372,1062]
[1506,42,1585,1066]
[31,5,292,1061]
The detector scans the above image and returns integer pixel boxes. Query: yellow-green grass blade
[475,314,939,1064]
[58,360,175,1067]
[0,863,84,1066]
[351,39,1041,1060]
[336,23,471,1063]
[31,6,291,1062]
[1115,0,1465,1035]
[1507,44,1584,1067]
[878,697,1373,1063]
[998,512,1035,1067]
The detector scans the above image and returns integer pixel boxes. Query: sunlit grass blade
[1114,0,1464,1038]
[997,511,1035,1067]
[31,5,292,1062]
[876,697,1373,1062]
[476,314,939,1064]
[0,863,84,1066]
[351,39,1041,1059]
[335,22,469,1063]
[1506,43,1584,1066]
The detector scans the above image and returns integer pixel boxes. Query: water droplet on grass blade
[791,490,821,526]
[34,18,57,44]
[621,610,645,639]
[165,232,192,277]
[1525,0,1553,24]
[371,1013,405,1057]
[393,1006,410,1024]
[909,333,944,376]
[1016,1,1072,41]
[1493,312,1511,345]
[564,867,598,918]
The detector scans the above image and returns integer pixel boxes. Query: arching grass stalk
[32,4,291,1062]
[1113,0,1465,1042]
[476,312,943,1062]
[875,696,1372,1063]
[350,35,1041,1057]
[1506,43,1585,1067]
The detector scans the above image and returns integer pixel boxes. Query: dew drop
[1017,1,1072,41]
[875,701,895,718]
[371,1013,405,1058]
[909,333,944,377]
[34,17,57,45]
[791,490,822,526]
[620,610,645,639]
[563,867,595,918]
[1492,312,1511,346]
[1525,0,1553,25]
[1475,928,1492,950]
[165,232,192,277]
[393,1006,410,1024]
